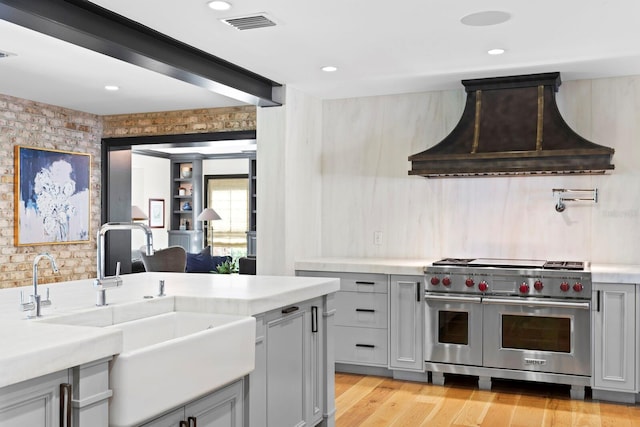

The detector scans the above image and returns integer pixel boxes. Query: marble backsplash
[318,76,640,265]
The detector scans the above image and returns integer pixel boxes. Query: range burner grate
[543,261,584,270]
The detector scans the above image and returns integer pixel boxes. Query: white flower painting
[15,147,90,245]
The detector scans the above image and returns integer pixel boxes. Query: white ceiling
[1,0,640,115]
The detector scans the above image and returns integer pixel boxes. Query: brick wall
[0,94,102,289]
[102,105,256,137]
[0,97,256,289]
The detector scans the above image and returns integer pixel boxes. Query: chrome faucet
[94,222,154,306]
[20,253,59,318]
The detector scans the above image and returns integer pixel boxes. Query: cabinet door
[593,283,636,391]
[307,302,324,426]
[390,275,424,371]
[140,407,185,427]
[185,380,243,427]
[0,369,68,427]
[265,306,306,427]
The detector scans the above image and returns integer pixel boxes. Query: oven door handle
[424,294,482,304]
[482,297,590,310]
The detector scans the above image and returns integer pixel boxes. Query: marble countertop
[0,273,339,389]
[295,257,437,276]
[295,257,640,284]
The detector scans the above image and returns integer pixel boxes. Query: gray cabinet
[0,369,66,427]
[0,358,112,427]
[389,275,424,371]
[592,283,637,402]
[141,379,244,427]
[247,295,331,427]
[298,271,389,368]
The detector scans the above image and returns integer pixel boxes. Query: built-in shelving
[169,156,203,252]
[247,158,257,256]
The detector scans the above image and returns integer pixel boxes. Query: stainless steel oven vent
[222,14,277,31]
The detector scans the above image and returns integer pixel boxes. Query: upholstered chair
[139,246,187,272]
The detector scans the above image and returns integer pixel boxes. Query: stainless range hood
[409,72,615,178]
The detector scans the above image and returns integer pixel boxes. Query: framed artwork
[149,198,165,228]
[14,146,91,246]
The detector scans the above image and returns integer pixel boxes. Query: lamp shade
[132,205,148,221]
[197,207,222,221]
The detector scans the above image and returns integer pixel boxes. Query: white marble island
[0,272,340,427]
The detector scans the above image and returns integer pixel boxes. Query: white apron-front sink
[105,311,255,427]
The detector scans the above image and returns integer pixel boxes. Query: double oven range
[424,258,591,399]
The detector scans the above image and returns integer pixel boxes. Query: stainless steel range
[424,258,591,399]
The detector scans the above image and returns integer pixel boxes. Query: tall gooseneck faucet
[94,222,154,306]
[21,253,59,318]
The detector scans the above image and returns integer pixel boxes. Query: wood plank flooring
[335,373,640,426]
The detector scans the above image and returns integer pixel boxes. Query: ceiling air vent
[222,14,277,31]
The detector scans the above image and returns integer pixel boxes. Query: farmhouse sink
[41,306,256,427]
[106,311,255,427]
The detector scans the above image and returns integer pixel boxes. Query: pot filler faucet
[94,222,154,306]
[20,253,59,318]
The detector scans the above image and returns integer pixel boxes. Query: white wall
[131,154,170,249]
[318,76,640,264]
[203,158,248,176]
[258,88,323,275]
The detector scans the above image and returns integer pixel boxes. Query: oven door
[425,294,483,366]
[482,297,591,376]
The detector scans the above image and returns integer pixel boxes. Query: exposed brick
[0,94,101,289]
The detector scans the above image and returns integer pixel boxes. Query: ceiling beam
[0,0,283,106]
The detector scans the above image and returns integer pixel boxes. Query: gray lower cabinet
[168,230,204,253]
[592,283,637,402]
[297,271,388,368]
[248,295,333,427]
[0,358,112,427]
[0,369,66,427]
[141,379,244,427]
[389,275,424,371]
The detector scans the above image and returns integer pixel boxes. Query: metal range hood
[409,72,615,177]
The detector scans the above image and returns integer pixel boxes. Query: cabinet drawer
[335,292,387,328]
[335,326,388,366]
[296,271,388,293]
[338,272,388,294]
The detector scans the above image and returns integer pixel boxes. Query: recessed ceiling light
[487,48,505,55]
[208,1,231,11]
[321,66,338,72]
[104,85,120,91]
[461,11,511,26]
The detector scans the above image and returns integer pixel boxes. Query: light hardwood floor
[335,373,640,426]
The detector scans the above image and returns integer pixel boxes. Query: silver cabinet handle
[482,297,590,310]
[424,294,482,304]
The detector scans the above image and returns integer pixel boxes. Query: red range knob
[430,277,440,285]
[465,278,475,287]
[442,277,451,286]
[534,280,544,291]
[519,283,530,294]
[573,282,584,292]
[560,282,570,292]
[478,281,488,292]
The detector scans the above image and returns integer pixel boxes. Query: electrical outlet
[374,231,383,245]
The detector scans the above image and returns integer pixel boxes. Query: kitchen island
[0,272,340,427]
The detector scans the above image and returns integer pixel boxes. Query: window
[205,175,248,257]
